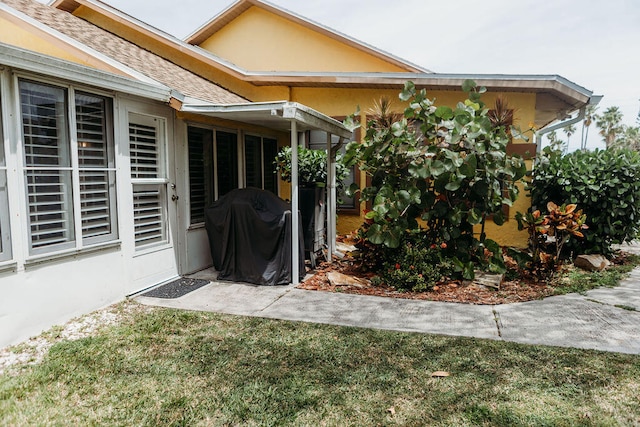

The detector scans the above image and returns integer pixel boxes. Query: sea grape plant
[345,80,527,278]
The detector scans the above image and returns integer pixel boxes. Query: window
[0,86,10,262]
[76,93,117,245]
[215,130,238,198]
[187,126,239,224]
[129,114,167,249]
[244,134,278,194]
[19,79,117,255]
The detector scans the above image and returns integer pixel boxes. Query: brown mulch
[298,251,633,305]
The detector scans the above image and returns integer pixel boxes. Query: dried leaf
[431,371,450,377]
[387,406,396,415]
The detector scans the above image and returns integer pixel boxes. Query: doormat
[141,277,210,299]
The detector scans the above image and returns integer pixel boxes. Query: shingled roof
[1,0,247,104]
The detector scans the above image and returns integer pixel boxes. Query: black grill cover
[204,188,305,285]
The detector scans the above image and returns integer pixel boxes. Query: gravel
[0,300,153,375]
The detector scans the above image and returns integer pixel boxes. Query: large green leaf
[366,224,385,245]
[462,79,477,93]
[468,208,483,225]
[435,106,454,120]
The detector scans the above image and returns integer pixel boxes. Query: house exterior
[0,0,351,348]
[0,0,595,348]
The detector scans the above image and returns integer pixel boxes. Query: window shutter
[76,93,116,242]
[129,115,167,248]
[133,185,165,247]
[20,80,75,252]
[130,122,160,179]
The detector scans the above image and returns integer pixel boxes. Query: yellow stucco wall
[198,6,409,73]
[0,13,126,75]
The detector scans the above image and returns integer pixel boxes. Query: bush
[345,81,527,278]
[372,236,455,292]
[531,148,640,254]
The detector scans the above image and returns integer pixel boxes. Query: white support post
[326,133,337,263]
[290,120,300,284]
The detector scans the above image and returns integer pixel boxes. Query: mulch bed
[298,251,633,305]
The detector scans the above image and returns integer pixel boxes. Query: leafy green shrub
[374,241,454,292]
[275,145,350,188]
[531,148,640,254]
[352,221,391,272]
[345,80,527,278]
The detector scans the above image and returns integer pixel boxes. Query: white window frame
[243,132,279,195]
[0,76,11,263]
[186,124,240,226]
[17,76,119,257]
[129,112,169,251]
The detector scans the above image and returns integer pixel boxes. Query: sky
[42,0,640,151]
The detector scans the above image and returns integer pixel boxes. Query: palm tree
[595,106,624,148]
[580,105,597,150]
[562,123,576,149]
[616,125,640,150]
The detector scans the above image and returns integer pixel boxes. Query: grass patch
[1,305,640,426]
[553,254,640,295]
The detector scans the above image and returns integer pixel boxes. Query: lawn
[1,304,639,426]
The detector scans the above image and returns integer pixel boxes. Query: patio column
[326,133,337,263]
[290,120,300,285]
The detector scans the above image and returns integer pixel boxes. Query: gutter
[534,95,603,152]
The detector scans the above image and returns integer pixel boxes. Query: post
[326,133,337,263]
[290,120,300,284]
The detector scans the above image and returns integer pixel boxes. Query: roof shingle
[1,0,247,104]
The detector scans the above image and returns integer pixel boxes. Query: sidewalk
[134,262,640,355]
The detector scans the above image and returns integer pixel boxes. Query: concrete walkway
[134,261,640,355]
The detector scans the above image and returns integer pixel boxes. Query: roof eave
[0,42,178,103]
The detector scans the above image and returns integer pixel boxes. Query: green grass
[553,254,640,295]
[2,305,640,426]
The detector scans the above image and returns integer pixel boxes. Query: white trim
[0,4,162,86]
[23,240,121,268]
[182,101,353,139]
[0,42,177,103]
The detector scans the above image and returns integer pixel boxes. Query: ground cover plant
[1,303,639,426]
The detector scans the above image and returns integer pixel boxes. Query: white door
[127,111,179,287]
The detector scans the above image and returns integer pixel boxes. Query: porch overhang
[180,101,353,139]
[181,101,353,284]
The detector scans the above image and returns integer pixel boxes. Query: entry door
[179,125,239,274]
[128,111,179,287]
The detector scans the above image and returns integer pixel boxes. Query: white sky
[41,0,640,151]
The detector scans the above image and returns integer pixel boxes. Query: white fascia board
[0,3,161,86]
[247,71,593,99]
[0,42,178,103]
[282,102,352,139]
[182,101,352,139]
[67,0,249,77]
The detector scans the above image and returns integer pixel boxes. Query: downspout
[535,95,602,151]
[535,107,586,152]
